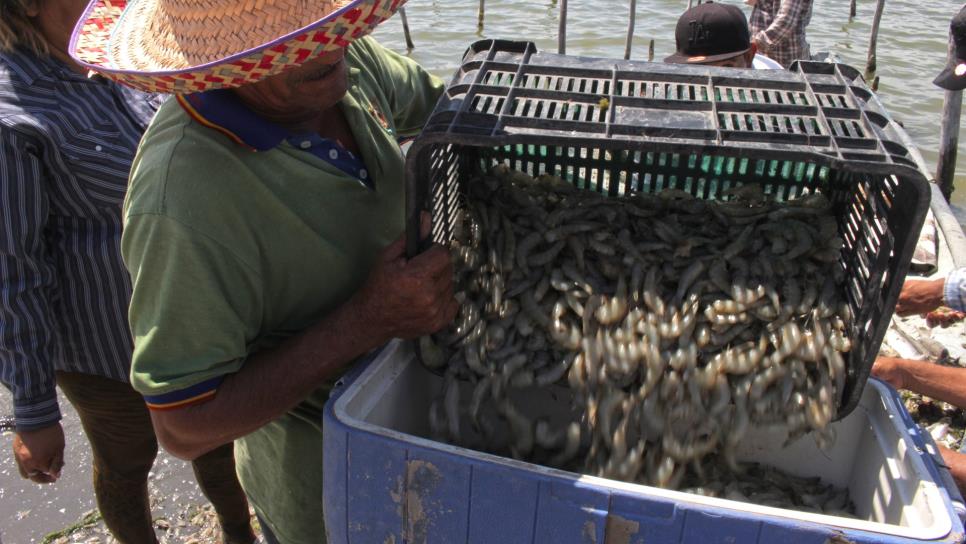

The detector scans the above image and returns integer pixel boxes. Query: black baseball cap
[665,2,752,64]
[935,5,966,91]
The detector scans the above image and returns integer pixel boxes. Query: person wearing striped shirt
[746,0,813,69]
[0,1,254,542]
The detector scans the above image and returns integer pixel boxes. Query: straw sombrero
[69,0,406,94]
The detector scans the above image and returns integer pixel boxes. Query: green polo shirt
[122,37,444,544]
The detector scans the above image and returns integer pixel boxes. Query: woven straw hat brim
[69,0,406,94]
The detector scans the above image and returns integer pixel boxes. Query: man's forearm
[151,298,386,459]
[899,360,966,408]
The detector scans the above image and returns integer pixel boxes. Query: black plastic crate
[405,39,930,419]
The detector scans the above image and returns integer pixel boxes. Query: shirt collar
[1,48,91,87]
[176,68,363,152]
[176,89,288,151]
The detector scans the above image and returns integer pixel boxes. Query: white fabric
[752,53,783,70]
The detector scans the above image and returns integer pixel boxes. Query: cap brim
[934,63,966,91]
[664,47,750,65]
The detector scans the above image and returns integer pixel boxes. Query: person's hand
[353,223,458,341]
[745,0,758,6]
[926,308,966,328]
[871,356,907,390]
[895,278,946,317]
[13,423,65,484]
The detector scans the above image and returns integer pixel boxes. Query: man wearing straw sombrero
[70,0,457,542]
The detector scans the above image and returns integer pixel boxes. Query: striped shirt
[749,0,813,69]
[0,49,161,430]
[946,268,966,313]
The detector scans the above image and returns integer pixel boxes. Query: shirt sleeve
[945,268,966,313]
[0,126,61,430]
[753,0,810,48]
[363,39,446,138]
[122,212,264,410]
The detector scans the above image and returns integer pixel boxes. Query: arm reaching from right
[895,278,947,316]
[895,268,966,317]
[873,356,966,409]
[938,445,966,497]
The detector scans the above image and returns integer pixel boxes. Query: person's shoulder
[126,99,256,220]
[345,36,417,83]
[345,36,392,67]
[0,51,54,122]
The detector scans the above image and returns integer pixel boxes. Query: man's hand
[926,308,966,328]
[895,278,945,316]
[13,423,65,484]
[871,356,907,390]
[352,231,458,342]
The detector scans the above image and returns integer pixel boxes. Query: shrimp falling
[421,165,853,511]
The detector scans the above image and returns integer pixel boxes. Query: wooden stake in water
[849,0,856,21]
[559,0,568,54]
[478,0,485,30]
[937,34,963,199]
[648,39,655,62]
[399,7,415,50]
[866,0,885,74]
[625,0,637,60]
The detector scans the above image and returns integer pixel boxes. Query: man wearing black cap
[665,2,775,69]
[934,5,966,92]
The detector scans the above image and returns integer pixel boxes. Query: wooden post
[688,0,694,9]
[866,0,885,74]
[849,0,856,21]
[625,0,637,60]
[937,33,963,199]
[559,0,568,54]
[399,7,415,50]
[648,39,655,62]
[478,0,485,30]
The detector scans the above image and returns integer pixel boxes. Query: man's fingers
[30,472,55,484]
[15,457,28,479]
[381,233,408,262]
[48,454,64,479]
[408,245,452,276]
[419,212,433,240]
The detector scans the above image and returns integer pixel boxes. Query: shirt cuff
[13,390,62,431]
[143,376,224,411]
[945,269,966,313]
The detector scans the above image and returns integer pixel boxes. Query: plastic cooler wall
[321,341,965,544]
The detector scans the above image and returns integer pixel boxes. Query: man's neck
[46,42,87,76]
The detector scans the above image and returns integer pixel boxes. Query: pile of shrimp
[421,164,852,492]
